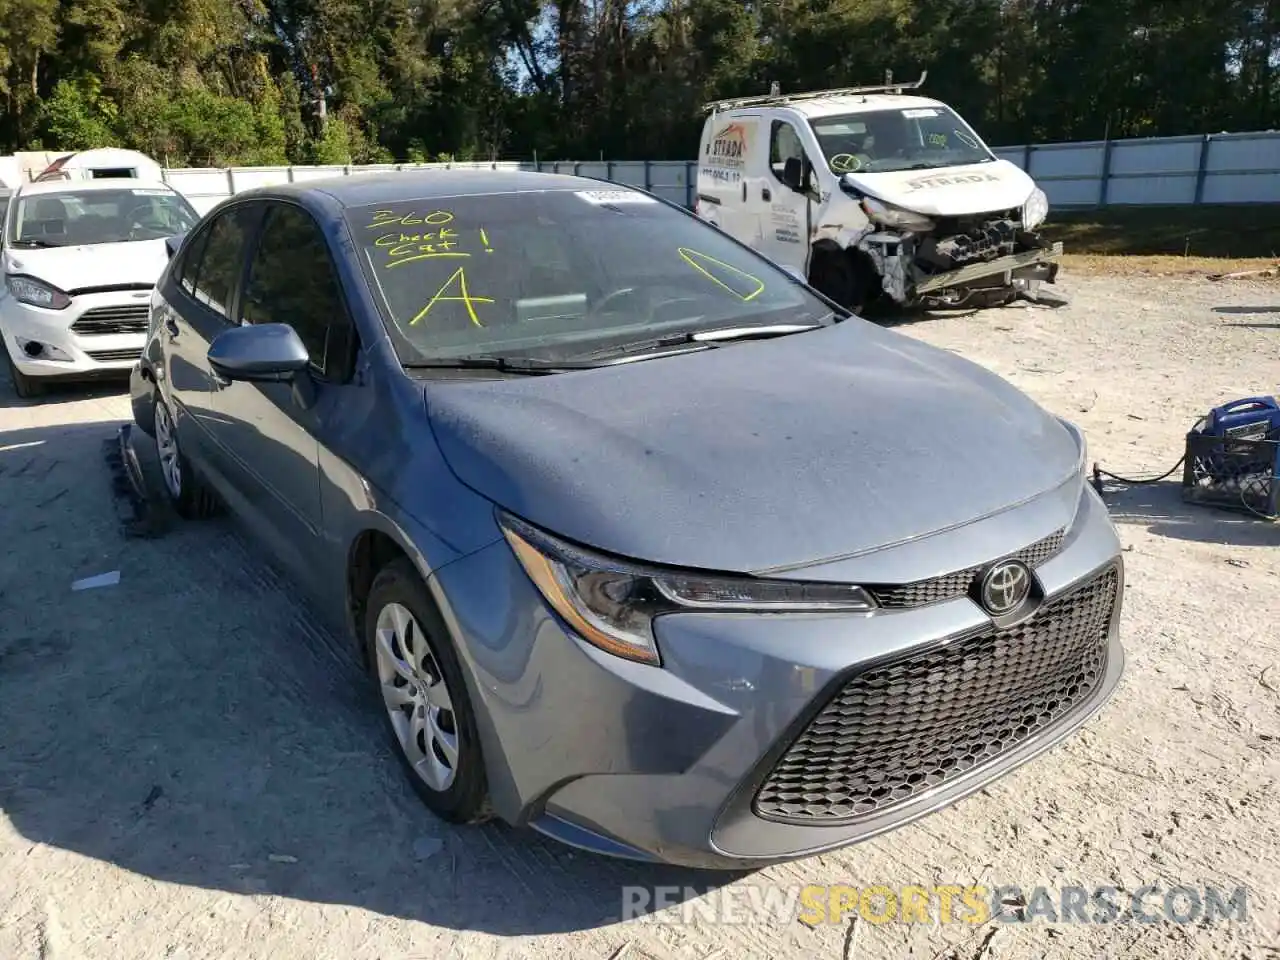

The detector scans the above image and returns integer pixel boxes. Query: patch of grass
[1043,204,1280,259]
[1061,254,1277,277]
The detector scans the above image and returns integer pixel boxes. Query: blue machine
[1194,396,1280,443]
[1184,396,1280,517]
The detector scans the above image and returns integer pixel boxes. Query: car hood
[843,159,1036,218]
[3,239,169,291]
[422,322,1080,575]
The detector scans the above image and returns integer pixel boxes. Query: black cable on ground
[1090,456,1186,494]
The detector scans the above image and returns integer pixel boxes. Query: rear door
[211,200,361,586]
[158,201,264,466]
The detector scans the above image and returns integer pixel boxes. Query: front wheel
[365,559,492,824]
[809,249,874,314]
[4,347,45,399]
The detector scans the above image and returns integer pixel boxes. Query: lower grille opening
[86,347,144,362]
[753,566,1119,824]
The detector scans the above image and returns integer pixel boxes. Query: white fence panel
[158,131,1280,213]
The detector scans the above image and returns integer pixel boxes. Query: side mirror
[164,233,186,261]
[207,323,310,383]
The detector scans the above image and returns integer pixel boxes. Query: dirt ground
[1,272,1278,960]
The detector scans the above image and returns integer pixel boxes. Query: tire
[809,249,873,314]
[365,558,492,824]
[152,395,219,519]
[4,346,45,399]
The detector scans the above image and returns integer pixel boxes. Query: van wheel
[810,250,870,314]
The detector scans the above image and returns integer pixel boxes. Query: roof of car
[14,178,176,197]
[248,168,622,208]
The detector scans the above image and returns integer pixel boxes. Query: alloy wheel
[374,601,460,792]
[154,401,182,499]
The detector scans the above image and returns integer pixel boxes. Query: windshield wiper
[9,239,66,248]
[693,322,823,342]
[576,322,821,363]
[403,355,569,375]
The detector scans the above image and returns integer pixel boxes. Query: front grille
[869,529,1065,609]
[754,566,1119,824]
[71,304,150,335]
[85,347,143,362]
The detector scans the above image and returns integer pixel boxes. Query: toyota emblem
[980,560,1031,616]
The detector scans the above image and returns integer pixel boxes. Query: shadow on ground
[870,290,1070,328]
[0,406,745,938]
[0,371,129,410]
[1101,480,1277,546]
[1212,305,1280,315]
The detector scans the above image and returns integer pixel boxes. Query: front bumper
[430,480,1124,869]
[913,242,1064,297]
[0,292,148,379]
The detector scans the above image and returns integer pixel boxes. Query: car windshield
[811,106,993,175]
[346,188,832,365]
[10,187,199,247]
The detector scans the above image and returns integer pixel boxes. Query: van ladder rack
[701,72,928,114]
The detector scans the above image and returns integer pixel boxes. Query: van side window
[770,120,813,191]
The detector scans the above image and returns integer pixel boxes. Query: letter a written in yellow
[409,267,494,328]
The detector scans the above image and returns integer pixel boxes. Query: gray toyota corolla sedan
[129,169,1124,869]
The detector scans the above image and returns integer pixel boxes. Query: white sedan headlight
[5,274,71,310]
[501,513,876,666]
[1023,188,1049,230]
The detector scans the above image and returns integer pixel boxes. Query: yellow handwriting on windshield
[677,247,765,301]
[378,228,466,268]
[409,267,493,328]
[367,209,456,229]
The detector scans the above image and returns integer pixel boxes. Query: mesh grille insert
[754,566,1118,824]
[869,529,1066,609]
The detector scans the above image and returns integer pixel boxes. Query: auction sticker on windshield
[574,191,658,205]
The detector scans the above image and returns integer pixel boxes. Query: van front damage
[825,160,1062,309]
[694,76,1065,313]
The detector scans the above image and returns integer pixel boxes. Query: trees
[0,0,1274,165]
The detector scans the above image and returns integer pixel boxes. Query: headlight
[1022,188,1049,230]
[5,274,71,310]
[500,513,877,667]
[860,196,934,232]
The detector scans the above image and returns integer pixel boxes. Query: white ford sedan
[1,178,199,397]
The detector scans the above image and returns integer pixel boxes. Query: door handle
[762,186,772,202]
[741,182,747,202]
[164,316,179,337]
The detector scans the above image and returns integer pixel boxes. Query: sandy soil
[1,272,1278,960]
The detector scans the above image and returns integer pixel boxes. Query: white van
[694,75,1062,311]
[32,148,165,184]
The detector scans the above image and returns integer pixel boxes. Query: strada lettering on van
[905,173,1002,191]
[706,123,752,172]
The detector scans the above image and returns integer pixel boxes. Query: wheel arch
[346,524,417,664]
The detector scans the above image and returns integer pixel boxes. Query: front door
[759,118,818,274]
[211,201,359,585]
